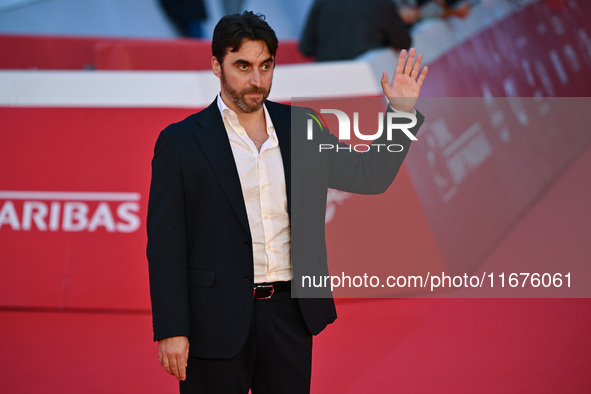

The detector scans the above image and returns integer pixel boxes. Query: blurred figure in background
[160,0,208,38]
[395,0,471,27]
[439,0,471,19]
[299,0,411,62]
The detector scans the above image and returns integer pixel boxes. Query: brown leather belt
[253,281,290,299]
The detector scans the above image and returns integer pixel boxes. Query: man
[147,11,428,393]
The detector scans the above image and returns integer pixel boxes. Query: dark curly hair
[212,11,278,64]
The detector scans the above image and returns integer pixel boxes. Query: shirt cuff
[388,102,417,116]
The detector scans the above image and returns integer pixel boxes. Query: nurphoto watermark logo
[306,109,417,153]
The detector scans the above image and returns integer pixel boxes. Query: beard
[220,70,271,113]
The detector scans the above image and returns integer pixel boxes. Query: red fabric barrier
[0,35,312,71]
[0,107,197,310]
[0,35,97,70]
[275,41,315,65]
[421,0,591,98]
[405,0,591,288]
[93,39,312,70]
[93,38,212,71]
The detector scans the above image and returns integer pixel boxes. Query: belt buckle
[253,284,275,300]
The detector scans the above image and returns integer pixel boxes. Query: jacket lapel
[191,100,251,235]
[190,99,296,234]
[266,101,294,217]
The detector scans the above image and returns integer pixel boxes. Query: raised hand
[380,48,428,113]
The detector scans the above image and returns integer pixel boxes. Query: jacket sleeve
[326,106,424,194]
[146,127,191,342]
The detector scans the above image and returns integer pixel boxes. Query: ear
[212,57,221,77]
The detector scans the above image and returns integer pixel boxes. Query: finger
[417,66,429,88]
[380,71,390,92]
[410,53,423,79]
[380,71,392,97]
[169,354,181,380]
[394,49,407,76]
[161,353,172,375]
[179,354,188,381]
[403,48,416,75]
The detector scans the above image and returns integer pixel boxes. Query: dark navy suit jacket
[147,99,423,358]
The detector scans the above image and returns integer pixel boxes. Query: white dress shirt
[217,94,292,283]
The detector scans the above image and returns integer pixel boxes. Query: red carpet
[1,146,590,393]
[2,298,590,393]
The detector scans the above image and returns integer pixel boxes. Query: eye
[261,64,271,71]
[238,64,248,70]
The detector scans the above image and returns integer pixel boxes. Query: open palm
[381,48,428,113]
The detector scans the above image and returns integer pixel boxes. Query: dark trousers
[180,287,313,393]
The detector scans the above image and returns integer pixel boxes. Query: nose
[250,70,262,87]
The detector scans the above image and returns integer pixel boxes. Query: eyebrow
[232,57,275,66]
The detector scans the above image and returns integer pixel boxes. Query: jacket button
[244,240,251,247]
[245,276,253,283]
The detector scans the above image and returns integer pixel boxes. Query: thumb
[380,72,389,87]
